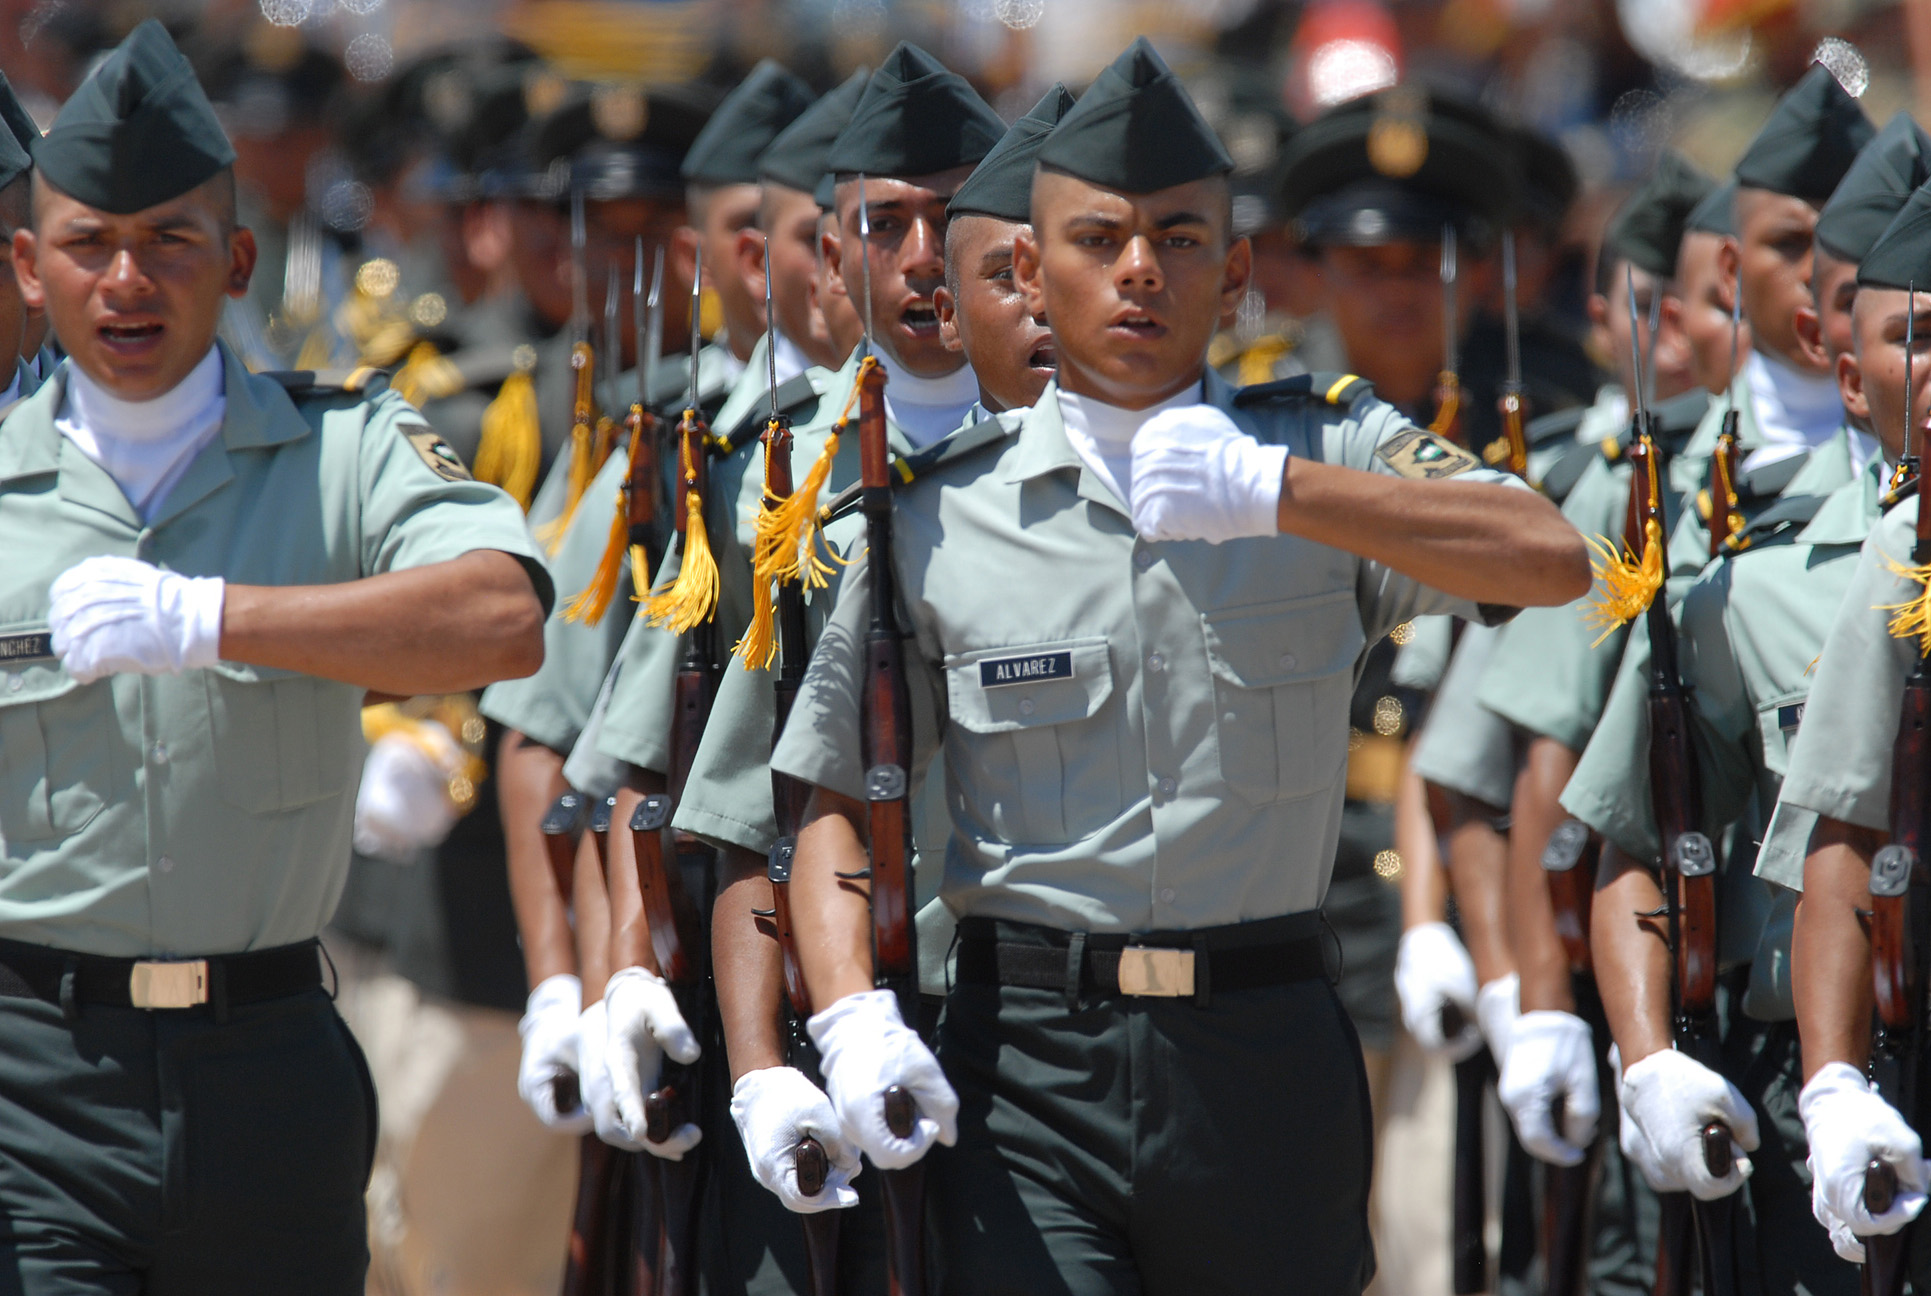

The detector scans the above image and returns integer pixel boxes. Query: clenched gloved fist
[1476,973,1521,1071]
[731,1066,864,1213]
[49,555,224,683]
[576,997,642,1150]
[604,966,703,1158]
[1129,405,1287,545]
[1498,1010,1600,1166]
[1394,923,1480,1061]
[1619,1048,1759,1199]
[517,973,592,1134]
[809,989,957,1170]
[353,721,466,860]
[1800,1061,1929,1262]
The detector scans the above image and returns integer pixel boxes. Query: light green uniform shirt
[770,373,1522,933]
[0,346,546,957]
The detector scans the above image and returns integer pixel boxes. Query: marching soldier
[1673,180,1754,398]
[774,38,1587,1294]
[0,20,547,1290]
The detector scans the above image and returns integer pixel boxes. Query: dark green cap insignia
[1685,178,1737,238]
[947,83,1076,223]
[1035,37,1231,194]
[826,43,1004,181]
[682,59,814,187]
[35,19,236,215]
[1602,151,1716,278]
[0,71,39,157]
[1733,63,1873,203]
[1856,174,1931,289]
[1816,111,1931,263]
[758,66,869,205]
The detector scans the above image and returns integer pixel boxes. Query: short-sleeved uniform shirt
[771,373,1524,933]
[0,345,548,958]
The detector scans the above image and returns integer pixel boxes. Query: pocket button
[1277,652,1297,671]
[1157,777,1176,798]
[1146,652,1165,673]
[150,742,168,765]
[1018,698,1036,716]
[6,675,19,693]
[1134,549,1155,571]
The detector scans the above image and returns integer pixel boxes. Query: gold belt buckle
[1116,947,1195,998]
[129,960,209,1009]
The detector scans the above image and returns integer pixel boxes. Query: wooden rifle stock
[1539,818,1601,1296]
[1431,371,1465,446]
[625,404,664,571]
[1498,385,1530,479]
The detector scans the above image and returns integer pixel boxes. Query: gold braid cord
[1879,556,1931,654]
[1581,441,1665,647]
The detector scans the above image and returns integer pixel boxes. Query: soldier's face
[1314,239,1451,410]
[762,184,836,368]
[693,182,763,351]
[936,214,1054,413]
[1733,187,1824,376]
[18,174,256,401]
[1798,244,1859,371]
[828,170,974,378]
[1019,170,1248,409]
[1844,286,1931,464]
[1670,231,1747,396]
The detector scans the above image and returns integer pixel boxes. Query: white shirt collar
[58,346,227,520]
[1740,348,1844,472]
[878,352,980,448]
[1056,381,1205,506]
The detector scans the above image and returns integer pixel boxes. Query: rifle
[623,242,670,575]
[1441,991,1489,1296]
[1864,284,1928,1296]
[1428,223,1464,445]
[1708,288,1745,559]
[1497,230,1530,479]
[1540,818,1602,1296]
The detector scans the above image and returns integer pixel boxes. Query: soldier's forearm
[793,786,883,1010]
[1590,843,1674,1066]
[1395,760,1447,929]
[1276,461,1589,608]
[1509,740,1581,1014]
[1794,821,1882,1080]
[221,550,545,694]
[606,776,669,975]
[498,730,577,991]
[712,848,789,1084]
[572,824,615,1000]
[1441,803,1516,986]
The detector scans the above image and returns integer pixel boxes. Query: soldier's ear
[1220,235,1252,318]
[1793,302,1828,372]
[1837,345,1869,425]
[11,228,39,311]
[226,226,257,298]
[934,281,962,354]
[1012,226,1043,317]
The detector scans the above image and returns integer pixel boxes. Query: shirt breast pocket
[1202,591,1365,804]
[203,664,350,814]
[0,666,114,845]
[945,638,1117,845]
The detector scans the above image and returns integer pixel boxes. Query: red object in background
[1287,0,1404,121]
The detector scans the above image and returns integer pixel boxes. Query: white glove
[1618,1048,1760,1199]
[604,966,703,1158]
[352,722,465,860]
[517,974,592,1134]
[1800,1061,1929,1259]
[1476,973,1520,1072]
[1395,923,1480,1061]
[808,989,958,1170]
[1129,405,1288,545]
[1498,1010,1600,1166]
[48,555,224,684]
[1815,1193,1867,1265]
[731,1067,864,1213]
[576,998,643,1151]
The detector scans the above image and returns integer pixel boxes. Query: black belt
[0,937,323,1014]
[955,911,1329,1006]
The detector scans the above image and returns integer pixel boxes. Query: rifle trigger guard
[1671,832,1716,878]
[835,868,873,880]
[629,794,673,834]
[1871,844,1918,899]
[1635,906,1669,919]
[749,907,777,918]
[864,764,907,801]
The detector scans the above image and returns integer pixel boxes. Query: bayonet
[1498,230,1529,478]
[1626,264,1648,430]
[569,187,589,349]
[857,173,876,357]
[602,265,620,413]
[688,241,703,416]
[766,240,780,422]
[645,244,665,404]
[634,237,647,414]
[1441,223,1459,381]
[1644,277,1663,412]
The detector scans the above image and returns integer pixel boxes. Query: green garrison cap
[1602,151,1716,278]
[1035,37,1232,193]
[35,19,235,215]
[682,59,814,187]
[1733,63,1873,202]
[826,43,1005,180]
[758,66,868,204]
[1816,111,1931,263]
[1685,178,1737,237]
[1857,175,1931,289]
[0,71,39,155]
[947,83,1076,223]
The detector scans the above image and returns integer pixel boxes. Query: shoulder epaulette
[1737,450,1809,503]
[717,373,824,457]
[819,412,1021,526]
[266,366,388,397]
[1233,371,1374,410]
[1525,404,1585,447]
[1537,439,1597,505]
[1724,491,1829,553]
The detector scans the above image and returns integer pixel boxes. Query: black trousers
[0,987,375,1295]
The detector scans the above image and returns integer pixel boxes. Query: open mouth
[1028,339,1057,371]
[899,302,940,338]
[1109,310,1165,340]
[98,321,163,348]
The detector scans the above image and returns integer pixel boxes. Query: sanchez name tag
[0,631,54,664]
[1778,703,1805,737]
[980,651,1073,689]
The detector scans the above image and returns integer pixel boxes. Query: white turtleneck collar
[1057,380,1205,506]
[59,346,226,521]
[877,352,980,447]
[770,330,812,388]
[1741,348,1844,472]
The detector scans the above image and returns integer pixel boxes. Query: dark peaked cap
[1036,38,1231,193]
[1734,62,1873,202]
[1685,178,1737,237]
[1857,174,1931,289]
[948,83,1076,223]
[758,66,869,201]
[1603,151,1715,278]
[826,43,1004,180]
[35,19,235,215]
[1816,111,1931,263]
[0,71,38,154]
[682,59,814,186]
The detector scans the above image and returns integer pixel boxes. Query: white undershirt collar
[770,330,812,388]
[58,346,226,521]
[1740,348,1844,472]
[877,352,979,448]
[1057,380,1205,505]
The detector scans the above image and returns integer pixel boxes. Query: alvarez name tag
[0,631,54,664]
[980,651,1073,689]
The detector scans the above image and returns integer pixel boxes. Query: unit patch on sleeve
[980,651,1074,689]
[404,425,473,482]
[0,630,53,664]
[1373,428,1481,480]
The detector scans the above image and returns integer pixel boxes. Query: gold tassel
[1879,557,1931,653]
[1580,518,1665,647]
[748,357,874,602]
[392,340,464,408]
[642,426,721,634]
[474,370,542,510]
[1711,439,1743,542]
[533,419,595,553]
[562,414,654,625]
[734,420,788,670]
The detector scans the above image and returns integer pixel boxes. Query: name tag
[0,631,53,664]
[1778,703,1805,737]
[979,651,1073,689]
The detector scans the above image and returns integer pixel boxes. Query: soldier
[0,20,547,1290]
[0,79,35,404]
[0,69,50,380]
[774,38,1586,1293]
[1672,180,1754,398]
